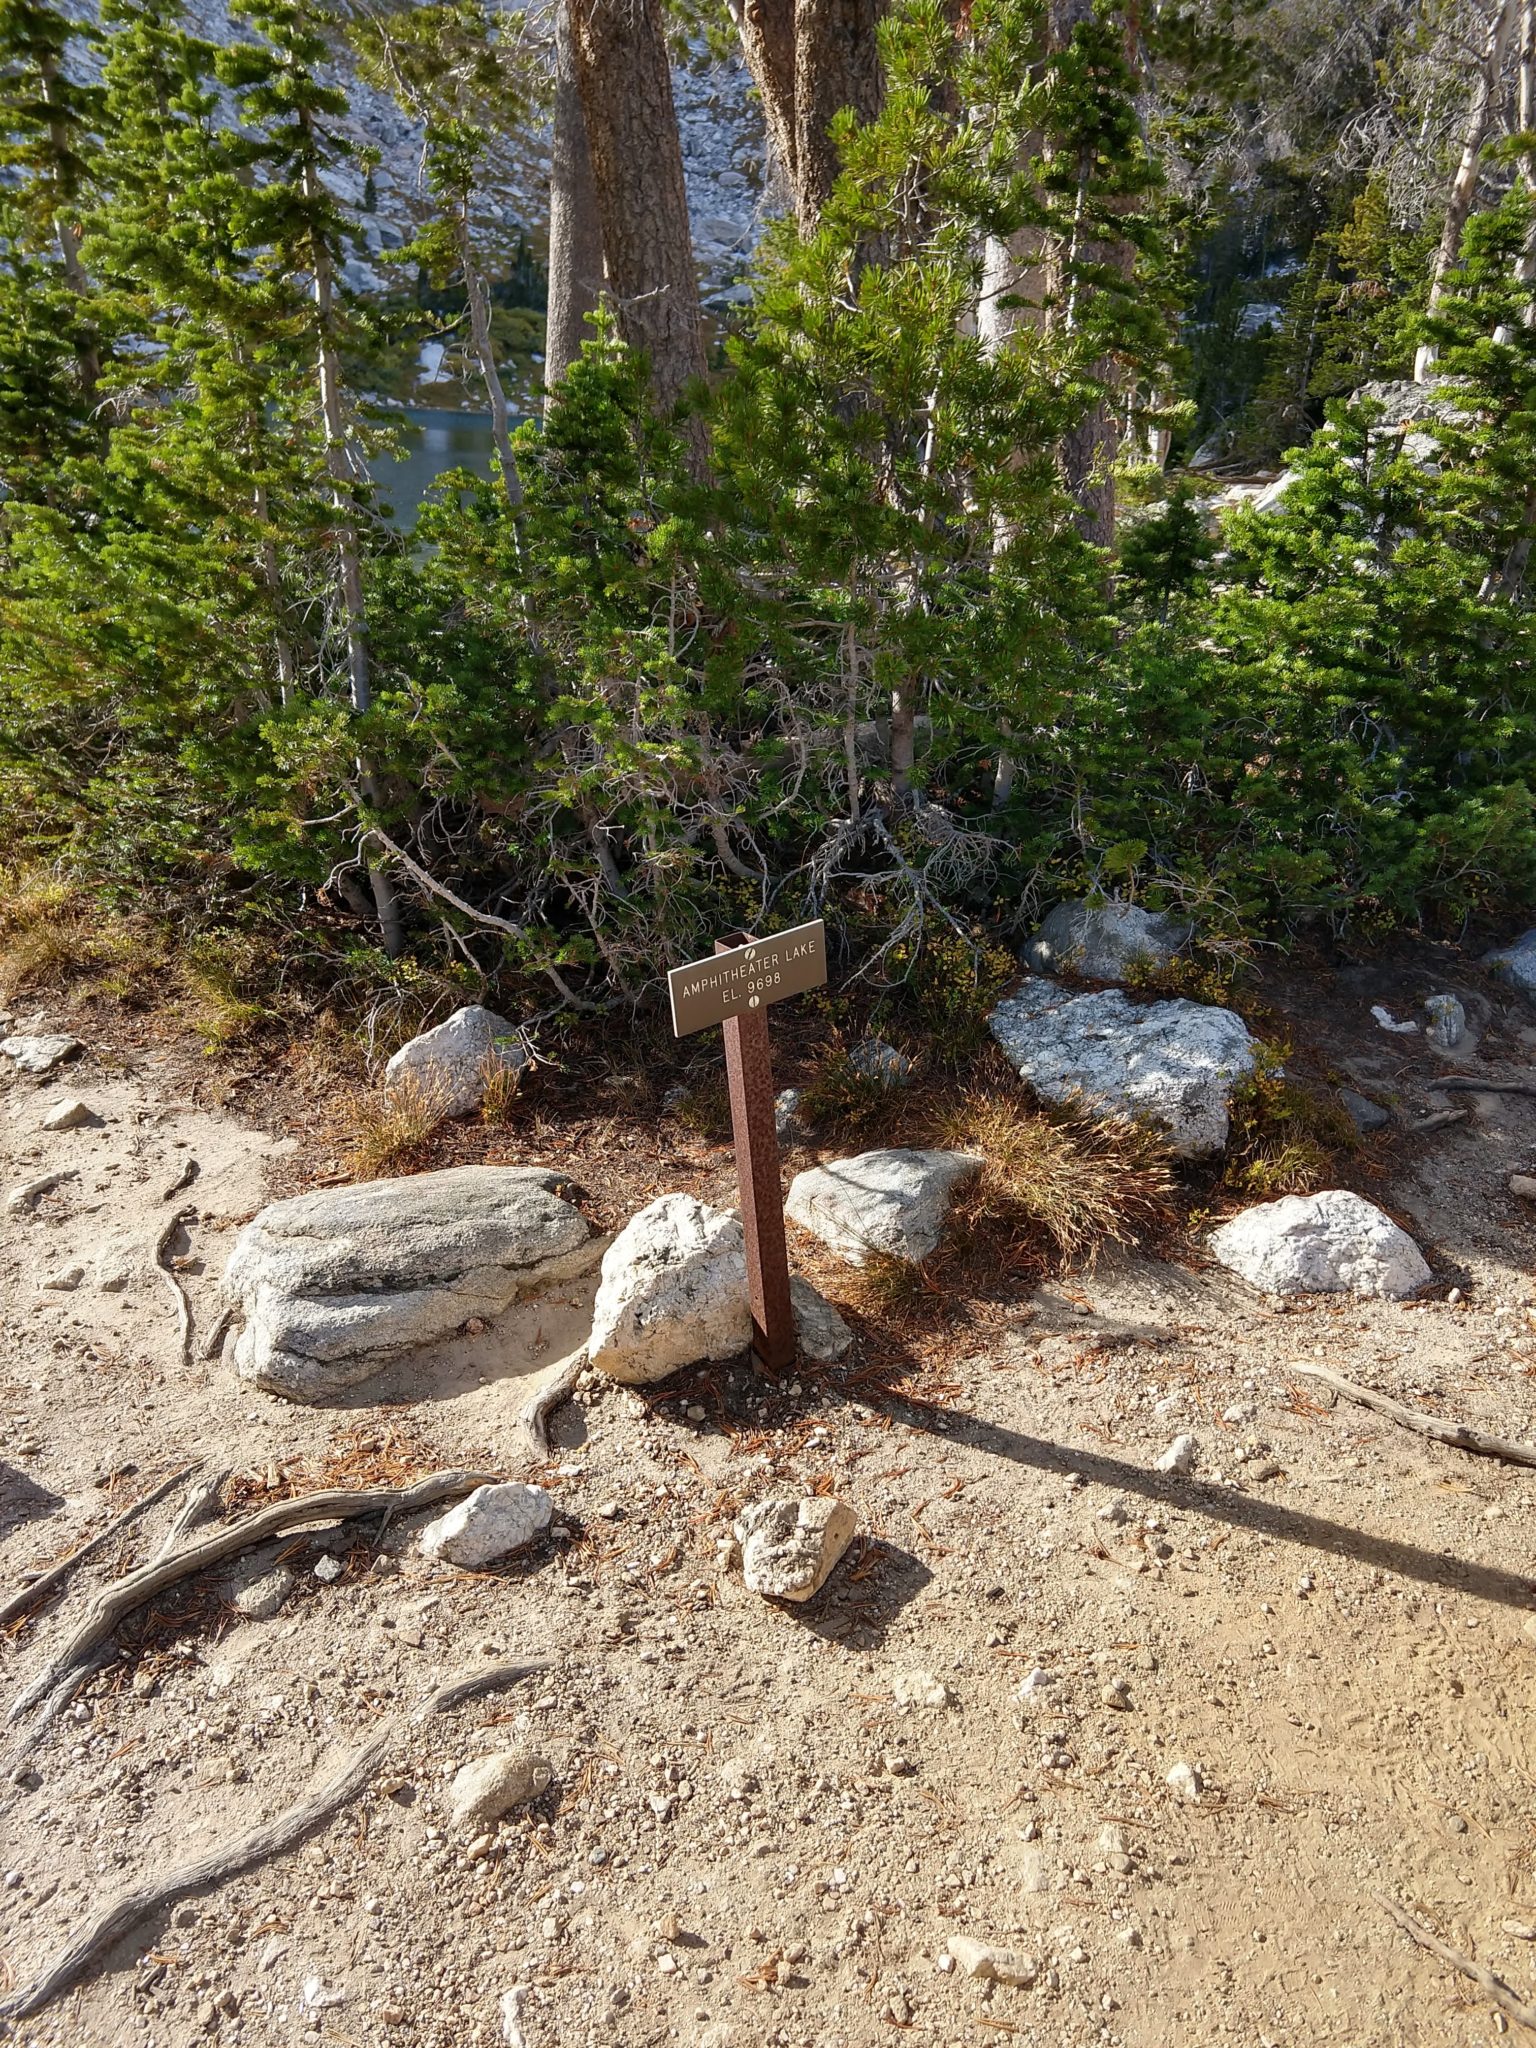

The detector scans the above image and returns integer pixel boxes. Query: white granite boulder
[588,1194,750,1383]
[1484,930,1536,996]
[988,977,1257,1157]
[1,1033,82,1075]
[1208,1189,1430,1299]
[734,1496,856,1602]
[223,1165,593,1401]
[384,1004,530,1116]
[420,1482,552,1567]
[1023,899,1191,983]
[786,1149,981,1266]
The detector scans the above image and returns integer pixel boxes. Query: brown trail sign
[667,921,828,1373]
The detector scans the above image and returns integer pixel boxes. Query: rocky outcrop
[1208,1190,1430,1299]
[223,1166,594,1401]
[1022,900,1190,983]
[383,1005,530,1116]
[786,1149,980,1266]
[988,978,1257,1157]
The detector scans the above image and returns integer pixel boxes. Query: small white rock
[40,1097,97,1132]
[1166,1761,1202,1802]
[1155,1434,1199,1475]
[447,1752,553,1830]
[40,1264,85,1292]
[946,1936,1037,1986]
[733,1496,856,1602]
[892,1670,951,1710]
[312,1554,344,1583]
[0,1033,82,1074]
[233,1566,296,1621]
[419,1484,552,1569]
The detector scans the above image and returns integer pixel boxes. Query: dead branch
[201,1304,237,1361]
[0,1722,397,2020]
[413,1659,552,1723]
[1377,1893,1536,2032]
[1427,1076,1536,1096]
[153,1468,231,1563]
[0,1463,201,1631]
[160,1157,199,1202]
[9,1469,496,1723]
[1293,1363,1536,1469]
[153,1206,197,1369]
[516,1344,588,1459]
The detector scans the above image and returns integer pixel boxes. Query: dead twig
[160,1157,200,1202]
[517,1345,588,1459]
[413,1660,552,1724]
[0,1722,396,2019]
[1377,1893,1536,2032]
[9,1469,496,1723]
[1293,1363,1536,1470]
[153,1206,197,1368]
[0,1464,201,1630]
[201,1304,237,1361]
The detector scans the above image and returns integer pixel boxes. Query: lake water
[372,406,499,526]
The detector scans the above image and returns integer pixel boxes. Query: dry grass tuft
[480,1050,525,1124]
[339,1068,455,1180]
[180,932,268,1049]
[928,1090,1176,1266]
[798,1048,906,1141]
[0,864,127,998]
[834,1250,943,1322]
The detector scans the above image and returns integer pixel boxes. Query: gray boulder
[1,1033,82,1075]
[1338,1087,1390,1135]
[588,1194,750,1383]
[988,977,1257,1157]
[1484,930,1536,996]
[786,1149,980,1266]
[223,1166,593,1401]
[848,1038,912,1087]
[1208,1189,1430,1299]
[1023,900,1191,983]
[384,1004,530,1116]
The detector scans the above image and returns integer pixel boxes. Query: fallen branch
[160,1157,199,1202]
[1427,1076,1536,1096]
[153,1206,197,1369]
[0,1722,397,2019]
[9,1469,495,1722]
[202,1303,237,1361]
[0,1463,201,1630]
[1377,1893,1536,2032]
[413,1659,551,1724]
[1406,1108,1468,1135]
[517,1345,588,1459]
[1293,1363,1536,1470]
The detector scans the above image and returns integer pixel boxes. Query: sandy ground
[3,949,1536,2048]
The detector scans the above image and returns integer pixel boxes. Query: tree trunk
[39,52,99,403]
[725,0,798,201]
[1414,0,1521,382]
[544,0,605,403]
[792,0,885,230]
[568,0,706,424]
[299,117,403,960]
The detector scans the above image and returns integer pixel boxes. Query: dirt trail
[4,967,1536,2048]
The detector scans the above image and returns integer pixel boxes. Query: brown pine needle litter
[925,1090,1176,1266]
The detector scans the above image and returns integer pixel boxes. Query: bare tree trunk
[725,0,799,199]
[545,0,606,403]
[569,0,706,427]
[39,53,100,404]
[792,0,885,230]
[300,118,404,960]
[1415,0,1521,382]
[457,203,525,520]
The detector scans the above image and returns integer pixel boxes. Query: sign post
[667,920,828,1374]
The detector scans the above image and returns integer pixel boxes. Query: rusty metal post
[718,934,797,1374]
